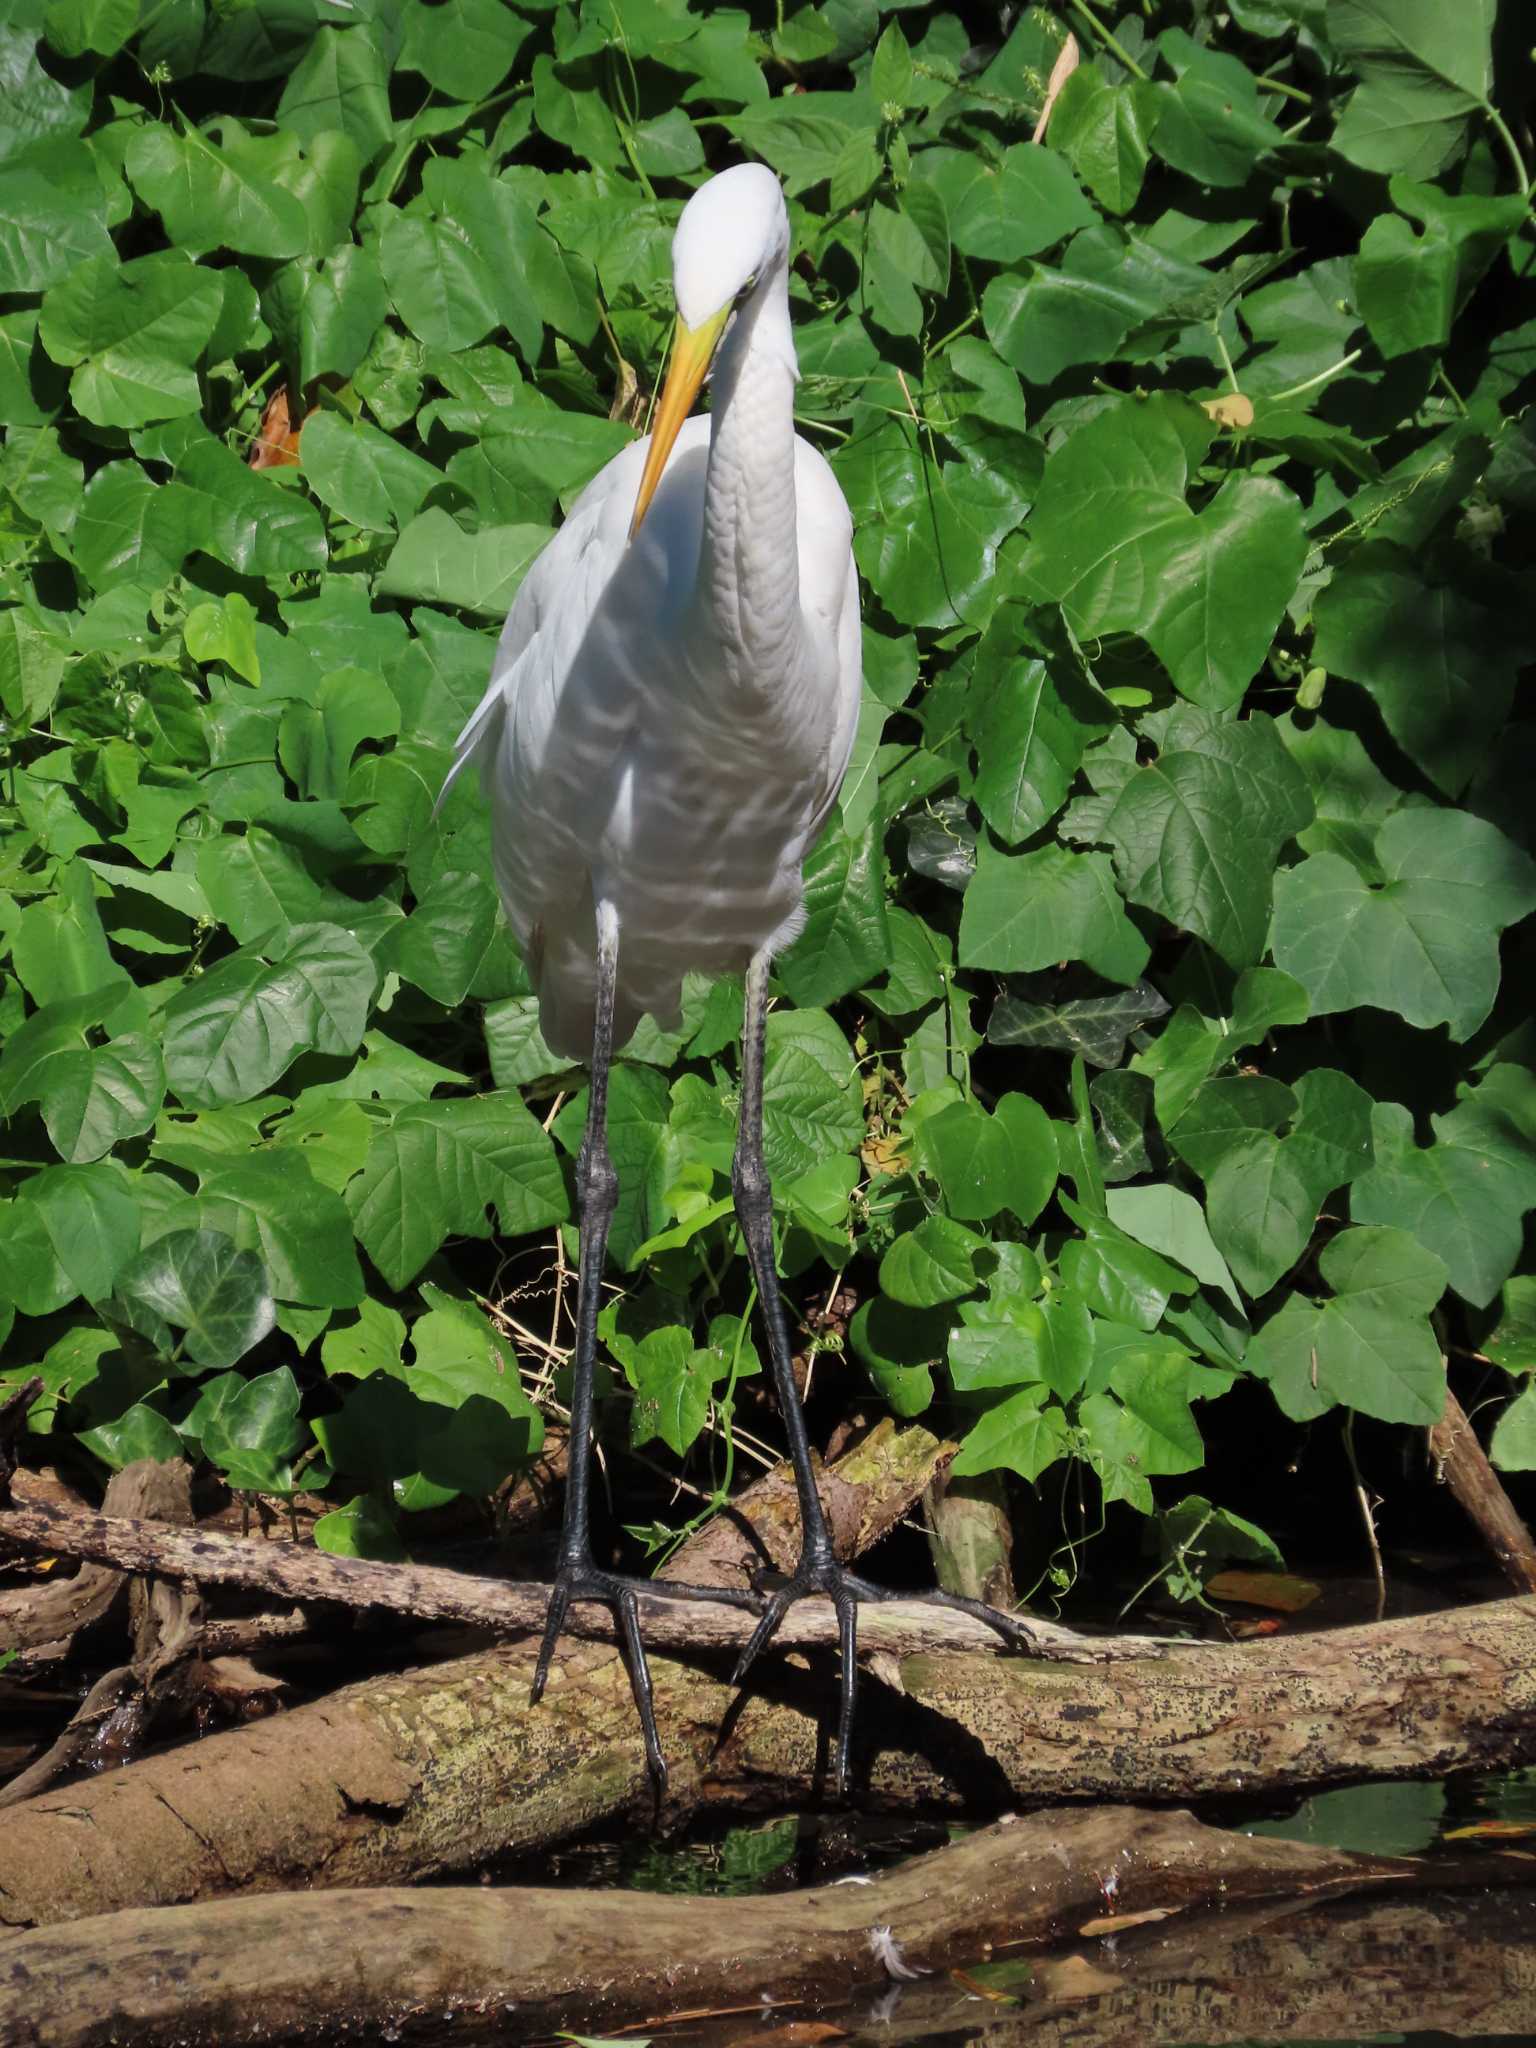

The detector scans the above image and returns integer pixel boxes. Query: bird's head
[629,163,790,539]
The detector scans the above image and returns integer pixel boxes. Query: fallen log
[1,1594,1533,1930]
[0,1805,1411,2047]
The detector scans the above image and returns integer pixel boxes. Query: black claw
[727,1557,1032,1796]
[529,1566,759,1800]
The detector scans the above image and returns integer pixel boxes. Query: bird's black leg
[729,948,1041,1794]
[529,900,755,1801]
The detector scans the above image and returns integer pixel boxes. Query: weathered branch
[1431,1385,1536,1594]
[0,1492,1143,1665]
[0,1465,204,1808]
[0,1806,1411,2047]
[1,1594,1533,1930]
[661,1416,954,1587]
[0,1463,196,1665]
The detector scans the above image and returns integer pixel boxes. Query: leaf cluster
[2,0,1534,1582]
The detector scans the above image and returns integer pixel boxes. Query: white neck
[697,259,802,685]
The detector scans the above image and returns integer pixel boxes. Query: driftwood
[2,1592,1534,1931]
[0,1805,1415,2047]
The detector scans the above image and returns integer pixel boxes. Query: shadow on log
[1,1596,1534,1931]
[0,1806,1419,2047]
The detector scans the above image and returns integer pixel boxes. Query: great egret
[444,162,1031,1793]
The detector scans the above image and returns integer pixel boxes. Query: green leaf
[1355,181,1526,360]
[1271,809,1536,1042]
[38,251,223,428]
[1106,1182,1243,1312]
[834,420,1023,631]
[0,990,164,1162]
[280,669,402,805]
[1023,395,1308,713]
[0,139,112,292]
[200,1365,305,1492]
[983,229,1214,384]
[959,839,1149,984]
[157,1154,363,1308]
[1491,1383,1536,1474]
[1149,33,1286,187]
[778,818,889,1007]
[1170,1069,1375,1298]
[348,1093,569,1289]
[125,120,313,259]
[1351,1069,1536,1308]
[299,409,441,532]
[380,509,550,617]
[761,1009,862,1182]
[163,924,378,1108]
[399,0,531,101]
[111,1227,274,1371]
[952,1388,1070,1482]
[849,1296,944,1418]
[277,23,394,161]
[880,1216,985,1308]
[1080,1351,1205,1510]
[0,1161,141,1316]
[1049,63,1159,213]
[1246,1224,1447,1424]
[1066,709,1311,969]
[322,1298,408,1381]
[1329,0,1495,179]
[968,641,1112,846]
[1310,543,1521,797]
[79,1402,185,1471]
[915,1093,1058,1225]
[312,1493,406,1561]
[44,0,139,57]
[951,1292,1093,1399]
[918,144,1095,264]
[629,1325,717,1457]
[264,243,389,386]
[987,983,1169,1069]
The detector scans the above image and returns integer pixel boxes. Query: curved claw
[727,1561,1036,1797]
[526,1566,670,1798]
[732,1590,791,1686]
[530,1580,570,1706]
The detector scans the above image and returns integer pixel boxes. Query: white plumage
[442,163,862,1057]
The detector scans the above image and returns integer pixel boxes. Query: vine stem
[1484,100,1532,200]
[1266,347,1363,404]
[1069,0,1149,81]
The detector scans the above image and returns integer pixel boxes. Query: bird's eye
[736,273,757,304]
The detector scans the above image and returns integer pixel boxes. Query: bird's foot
[529,1559,758,1805]
[733,1552,1039,1797]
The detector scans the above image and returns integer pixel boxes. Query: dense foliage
[1,0,1533,1591]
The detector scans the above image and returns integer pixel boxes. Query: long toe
[527,1563,673,1799]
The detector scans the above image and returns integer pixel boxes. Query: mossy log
[1,1595,1533,1932]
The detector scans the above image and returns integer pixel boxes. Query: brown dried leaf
[1206,1569,1320,1613]
[249,385,312,469]
[1077,1906,1179,1935]
[1201,392,1255,429]
[1032,33,1081,144]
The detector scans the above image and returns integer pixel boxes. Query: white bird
[443,162,1029,1796]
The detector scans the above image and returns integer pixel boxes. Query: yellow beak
[629,304,731,540]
